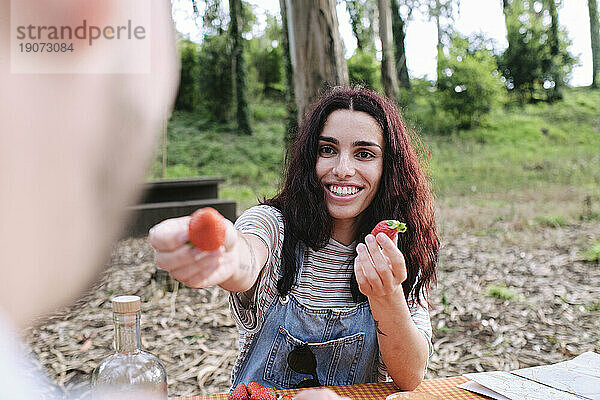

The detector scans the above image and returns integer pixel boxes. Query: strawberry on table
[249,387,277,400]
[228,382,249,400]
[371,219,407,244]
[247,382,266,397]
[188,207,226,251]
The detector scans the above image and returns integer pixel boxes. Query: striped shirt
[229,205,432,382]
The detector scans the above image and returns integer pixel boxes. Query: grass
[585,299,600,312]
[151,87,600,217]
[534,215,569,228]
[582,240,600,263]
[486,284,522,301]
[149,100,287,211]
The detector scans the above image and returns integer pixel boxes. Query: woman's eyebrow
[354,140,382,150]
[319,136,338,144]
[319,136,382,150]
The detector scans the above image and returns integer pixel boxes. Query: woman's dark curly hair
[263,86,439,306]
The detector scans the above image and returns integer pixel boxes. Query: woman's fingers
[148,216,191,252]
[356,242,384,292]
[366,234,395,283]
[155,244,197,271]
[375,233,407,283]
[355,233,408,297]
[354,256,371,295]
[168,251,222,287]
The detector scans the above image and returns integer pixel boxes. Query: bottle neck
[113,311,141,354]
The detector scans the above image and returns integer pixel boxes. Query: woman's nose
[332,154,355,178]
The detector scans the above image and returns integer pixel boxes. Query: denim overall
[232,245,380,389]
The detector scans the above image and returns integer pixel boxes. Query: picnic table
[169,376,486,399]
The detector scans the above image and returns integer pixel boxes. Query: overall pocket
[263,326,365,388]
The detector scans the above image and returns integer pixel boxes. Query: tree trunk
[229,0,252,134]
[502,0,510,29]
[390,0,410,89]
[434,0,443,88]
[377,0,400,100]
[589,0,600,88]
[347,0,366,51]
[546,0,562,100]
[279,0,298,142]
[287,0,349,124]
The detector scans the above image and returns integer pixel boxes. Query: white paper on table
[512,351,600,400]
[457,380,511,400]
[462,371,585,400]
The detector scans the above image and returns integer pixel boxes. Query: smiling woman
[149,86,439,392]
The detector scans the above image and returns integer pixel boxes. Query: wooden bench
[123,177,237,238]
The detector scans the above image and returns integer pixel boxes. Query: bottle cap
[112,295,141,314]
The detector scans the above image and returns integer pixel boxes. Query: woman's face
[316,109,384,226]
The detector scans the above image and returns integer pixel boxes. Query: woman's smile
[326,184,363,198]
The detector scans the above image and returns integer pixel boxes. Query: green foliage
[437,34,505,129]
[174,40,200,112]
[202,0,227,36]
[534,215,569,228]
[247,13,284,99]
[154,102,286,211]
[586,299,600,312]
[248,42,283,96]
[197,34,233,122]
[347,49,381,91]
[425,88,600,199]
[346,0,376,52]
[499,0,577,103]
[582,240,600,263]
[399,78,457,135]
[486,284,521,301]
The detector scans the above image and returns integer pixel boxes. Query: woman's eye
[356,150,375,159]
[318,145,335,155]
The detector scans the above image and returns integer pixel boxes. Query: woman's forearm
[218,231,268,294]
[368,289,430,390]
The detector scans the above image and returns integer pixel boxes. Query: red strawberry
[228,382,249,400]
[371,220,407,244]
[188,207,226,251]
[250,387,277,400]
[246,382,263,397]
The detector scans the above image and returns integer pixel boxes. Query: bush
[347,49,381,91]
[437,34,505,129]
[174,40,200,112]
[249,44,283,97]
[399,79,457,136]
[197,35,233,122]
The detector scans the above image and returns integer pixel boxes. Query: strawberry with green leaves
[371,219,407,244]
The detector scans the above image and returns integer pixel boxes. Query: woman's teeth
[329,185,360,196]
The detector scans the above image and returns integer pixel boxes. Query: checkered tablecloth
[170,376,487,399]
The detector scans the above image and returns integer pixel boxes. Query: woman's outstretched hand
[354,232,407,299]
[147,215,239,288]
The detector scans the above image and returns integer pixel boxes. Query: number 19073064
[19,42,74,52]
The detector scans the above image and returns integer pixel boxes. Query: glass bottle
[91,295,167,400]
